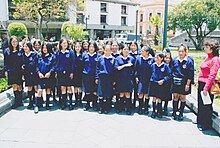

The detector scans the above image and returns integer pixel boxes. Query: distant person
[139,37,148,49]
[1,32,8,52]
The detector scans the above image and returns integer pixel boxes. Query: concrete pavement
[0,101,219,148]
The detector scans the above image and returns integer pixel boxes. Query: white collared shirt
[177,56,188,62]
[130,51,138,54]
[61,49,69,54]
[103,55,113,59]
[25,51,33,57]
[141,55,152,60]
[156,62,164,67]
[88,52,96,57]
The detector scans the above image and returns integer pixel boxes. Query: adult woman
[197,40,220,131]
[4,36,23,109]
[22,42,38,109]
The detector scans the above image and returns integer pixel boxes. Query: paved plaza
[0,101,219,148]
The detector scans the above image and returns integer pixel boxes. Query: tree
[7,22,28,39]
[150,15,162,46]
[12,0,70,39]
[169,0,220,50]
[61,21,87,40]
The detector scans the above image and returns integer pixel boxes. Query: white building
[85,0,139,39]
[0,0,8,30]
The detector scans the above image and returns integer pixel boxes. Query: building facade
[85,0,139,40]
[134,0,184,38]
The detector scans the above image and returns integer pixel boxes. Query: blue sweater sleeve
[3,49,9,72]
[163,64,171,82]
[70,50,75,74]
[49,55,56,74]
[95,58,100,79]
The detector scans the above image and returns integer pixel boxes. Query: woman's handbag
[210,80,220,94]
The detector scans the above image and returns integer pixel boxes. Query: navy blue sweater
[150,62,171,83]
[82,52,101,76]
[36,54,56,75]
[55,49,75,74]
[4,48,23,73]
[135,56,154,81]
[115,55,135,78]
[172,57,194,81]
[95,56,116,79]
[22,52,38,76]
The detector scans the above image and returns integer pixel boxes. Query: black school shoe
[151,112,156,118]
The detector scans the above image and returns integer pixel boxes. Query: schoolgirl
[73,42,83,108]
[129,41,140,108]
[82,41,100,111]
[82,40,89,53]
[33,40,42,56]
[171,45,194,121]
[96,45,116,114]
[4,36,23,109]
[148,53,171,118]
[135,45,155,114]
[162,52,173,115]
[115,44,135,115]
[55,38,75,110]
[34,43,56,113]
[22,42,38,109]
[111,41,120,58]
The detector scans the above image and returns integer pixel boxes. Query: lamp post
[163,0,168,49]
[84,14,90,40]
[135,9,138,42]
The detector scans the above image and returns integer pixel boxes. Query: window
[121,16,127,26]
[157,12,161,18]
[121,5,127,14]
[140,14,143,22]
[149,12,152,20]
[148,25,152,34]
[101,3,107,13]
[140,26,143,34]
[100,15,107,24]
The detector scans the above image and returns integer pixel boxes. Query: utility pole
[163,0,169,49]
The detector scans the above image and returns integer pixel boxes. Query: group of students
[4,35,194,121]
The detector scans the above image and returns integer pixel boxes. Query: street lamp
[163,0,169,49]
[84,13,90,40]
[135,9,138,42]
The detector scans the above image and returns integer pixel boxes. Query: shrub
[7,22,28,39]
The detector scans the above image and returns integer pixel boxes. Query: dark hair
[111,40,119,46]
[178,44,187,52]
[88,41,98,53]
[204,39,219,56]
[142,45,155,57]
[41,42,53,57]
[25,42,33,51]
[163,48,171,53]
[74,42,83,55]
[9,36,19,52]
[119,42,125,50]
[129,41,138,50]
[165,52,173,67]
[33,40,41,46]
[82,40,89,52]
[121,44,130,56]
[157,53,165,61]
[21,35,29,41]
[59,38,69,50]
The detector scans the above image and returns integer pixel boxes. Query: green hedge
[0,78,11,93]
[7,22,28,39]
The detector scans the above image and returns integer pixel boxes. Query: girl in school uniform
[129,41,140,109]
[111,41,120,58]
[149,53,171,118]
[162,52,173,116]
[22,42,38,109]
[82,40,89,53]
[115,44,135,115]
[55,38,75,110]
[135,45,155,114]
[171,45,194,121]
[82,41,100,111]
[33,40,42,56]
[96,45,116,114]
[73,42,83,108]
[4,36,23,109]
[34,43,56,113]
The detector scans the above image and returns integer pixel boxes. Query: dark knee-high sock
[152,102,156,112]
[68,93,73,106]
[46,94,50,107]
[61,94,67,107]
[164,101,168,111]
[173,100,178,115]
[157,102,162,115]
[179,101,186,115]
[74,93,78,105]
[139,98,144,110]
[145,98,149,110]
